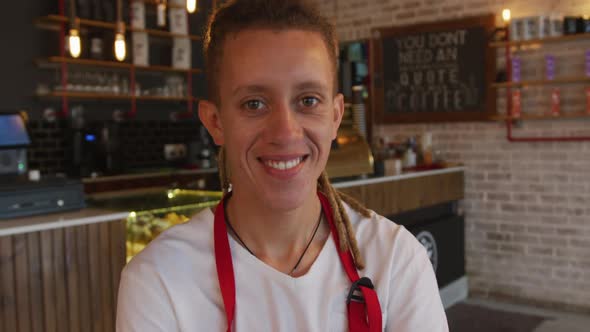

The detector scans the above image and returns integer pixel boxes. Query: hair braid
[318,172,366,270]
[217,147,367,270]
[217,147,231,195]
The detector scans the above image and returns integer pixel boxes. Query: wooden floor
[447,300,590,332]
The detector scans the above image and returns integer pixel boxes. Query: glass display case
[88,188,222,261]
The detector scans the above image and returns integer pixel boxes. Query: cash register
[0,112,85,219]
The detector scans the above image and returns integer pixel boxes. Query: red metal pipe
[505,26,512,120]
[59,0,69,117]
[128,0,137,118]
[178,9,194,119]
[129,66,137,118]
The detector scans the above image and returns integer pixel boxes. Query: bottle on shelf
[511,56,522,118]
[88,30,104,60]
[420,132,433,166]
[403,137,417,168]
[546,55,560,116]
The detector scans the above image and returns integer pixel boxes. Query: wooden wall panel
[14,233,31,332]
[1,219,127,332]
[88,223,104,332]
[0,236,17,332]
[40,230,57,332]
[64,226,81,332]
[52,228,69,332]
[338,172,464,216]
[76,226,92,332]
[99,221,115,332]
[27,232,44,332]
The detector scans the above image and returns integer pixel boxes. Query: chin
[260,188,313,212]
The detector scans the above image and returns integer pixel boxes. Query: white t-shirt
[116,202,449,332]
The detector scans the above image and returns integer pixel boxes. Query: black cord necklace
[224,200,323,276]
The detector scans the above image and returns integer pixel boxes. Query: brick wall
[315,0,590,313]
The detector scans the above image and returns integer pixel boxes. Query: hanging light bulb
[114,22,126,62]
[68,28,82,58]
[186,0,197,13]
[67,0,81,58]
[502,9,511,23]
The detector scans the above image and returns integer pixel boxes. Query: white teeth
[264,157,303,171]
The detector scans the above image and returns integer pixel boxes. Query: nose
[265,103,303,145]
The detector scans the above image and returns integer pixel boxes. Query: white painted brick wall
[314,0,590,312]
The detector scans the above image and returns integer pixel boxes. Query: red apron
[214,192,382,332]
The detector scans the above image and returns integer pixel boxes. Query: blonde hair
[217,147,370,270]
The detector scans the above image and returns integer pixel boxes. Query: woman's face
[200,29,343,211]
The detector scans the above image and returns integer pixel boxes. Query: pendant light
[114,0,126,61]
[186,0,197,13]
[502,9,511,24]
[68,0,81,58]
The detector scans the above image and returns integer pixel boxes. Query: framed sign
[370,14,496,123]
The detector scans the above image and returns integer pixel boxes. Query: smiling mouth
[259,155,309,171]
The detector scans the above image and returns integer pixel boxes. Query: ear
[198,100,224,146]
[331,93,345,139]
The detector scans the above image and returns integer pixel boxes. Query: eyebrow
[231,81,330,97]
[294,81,329,92]
[231,85,269,97]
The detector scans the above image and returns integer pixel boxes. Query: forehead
[217,29,334,93]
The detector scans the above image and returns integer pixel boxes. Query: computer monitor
[0,113,31,148]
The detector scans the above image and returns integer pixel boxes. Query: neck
[226,188,327,273]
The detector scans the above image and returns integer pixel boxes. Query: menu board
[371,15,496,123]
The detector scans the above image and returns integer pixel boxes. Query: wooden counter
[334,167,465,216]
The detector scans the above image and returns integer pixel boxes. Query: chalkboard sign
[371,15,496,123]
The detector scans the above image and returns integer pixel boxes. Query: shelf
[490,33,590,48]
[132,27,201,41]
[137,95,195,101]
[37,57,202,74]
[491,111,590,121]
[491,77,590,88]
[35,15,201,41]
[37,91,196,102]
[138,0,186,10]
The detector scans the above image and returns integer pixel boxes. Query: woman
[116,1,448,331]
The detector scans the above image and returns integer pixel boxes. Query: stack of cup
[351,85,367,138]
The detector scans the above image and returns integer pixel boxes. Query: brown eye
[244,99,264,110]
[301,96,319,107]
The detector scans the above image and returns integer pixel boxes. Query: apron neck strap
[213,192,382,332]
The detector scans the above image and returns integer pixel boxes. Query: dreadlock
[217,147,371,270]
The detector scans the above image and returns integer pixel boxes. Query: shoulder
[342,202,425,263]
[117,208,219,330]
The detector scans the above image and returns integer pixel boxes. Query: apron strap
[214,192,383,332]
[318,192,382,332]
[213,199,235,332]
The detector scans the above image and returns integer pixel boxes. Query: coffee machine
[0,112,30,176]
[67,107,123,177]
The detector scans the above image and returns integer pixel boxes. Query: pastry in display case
[88,188,222,261]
